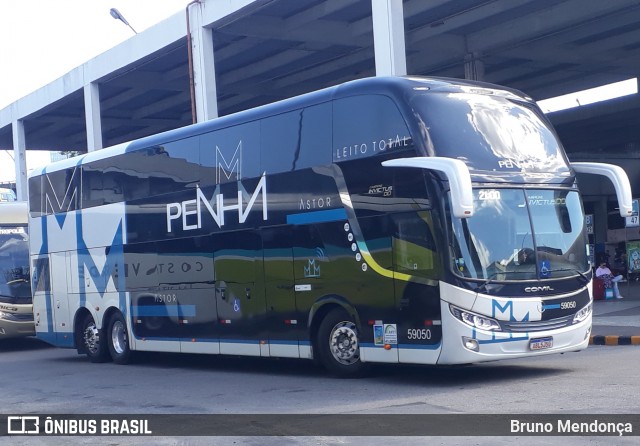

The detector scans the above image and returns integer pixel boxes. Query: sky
[0,0,193,182]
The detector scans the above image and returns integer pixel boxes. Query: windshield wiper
[475,273,499,294]
[476,270,540,294]
[545,268,590,284]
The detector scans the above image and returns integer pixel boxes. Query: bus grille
[501,315,572,332]
[1,312,34,322]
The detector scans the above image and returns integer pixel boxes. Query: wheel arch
[308,295,361,358]
[73,307,92,353]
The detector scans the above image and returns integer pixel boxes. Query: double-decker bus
[0,201,34,339]
[28,76,631,376]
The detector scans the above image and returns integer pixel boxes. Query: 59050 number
[406,329,432,340]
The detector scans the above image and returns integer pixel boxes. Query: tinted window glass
[0,226,30,303]
[28,176,43,216]
[200,121,260,186]
[39,167,82,215]
[333,95,411,163]
[261,111,300,174]
[32,257,51,293]
[413,92,569,174]
[298,103,332,169]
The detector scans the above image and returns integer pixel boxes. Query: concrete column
[84,82,103,151]
[464,52,485,81]
[12,120,28,201]
[371,0,407,76]
[593,195,608,249]
[191,3,219,121]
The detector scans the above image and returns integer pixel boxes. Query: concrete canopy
[1,0,639,159]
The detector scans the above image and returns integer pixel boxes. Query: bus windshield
[0,226,31,304]
[414,91,570,174]
[449,189,588,281]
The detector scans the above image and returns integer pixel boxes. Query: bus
[27,76,631,376]
[0,201,34,339]
[0,188,17,202]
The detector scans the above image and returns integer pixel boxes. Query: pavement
[590,281,640,346]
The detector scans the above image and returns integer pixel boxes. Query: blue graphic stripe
[130,336,311,345]
[397,342,442,350]
[287,208,347,225]
[133,305,196,317]
[37,331,75,348]
[361,342,442,350]
[543,304,561,310]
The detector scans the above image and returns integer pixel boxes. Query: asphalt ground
[590,280,640,345]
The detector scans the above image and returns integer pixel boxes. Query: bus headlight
[573,303,592,324]
[449,305,501,331]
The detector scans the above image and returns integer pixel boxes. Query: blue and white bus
[28,76,631,376]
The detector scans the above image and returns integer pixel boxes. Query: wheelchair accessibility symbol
[539,260,550,278]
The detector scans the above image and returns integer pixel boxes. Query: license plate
[530,337,553,351]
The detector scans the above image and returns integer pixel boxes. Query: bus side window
[391,212,439,278]
[32,257,51,293]
[28,175,43,217]
[82,166,104,208]
[260,103,332,175]
[297,103,332,169]
[393,169,430,203]
[261,111,301,175]
[39,167,81,215]
[199,121,261,187]
[333,95,410,163]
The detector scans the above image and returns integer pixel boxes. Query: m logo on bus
[165,174,268,232]
[43,166,80,216]
[492,299,530,322]
[216,141,242,183]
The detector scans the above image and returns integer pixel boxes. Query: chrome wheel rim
[83,321,100,355]
[111,320,127,355]
[329,321,360,365]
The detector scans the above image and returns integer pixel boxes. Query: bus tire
[80,313,110,363]
[317,308,366,377]
[107,312,133,365]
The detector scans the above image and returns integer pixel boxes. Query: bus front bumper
[0,310,36,338]
[437,302,591,365]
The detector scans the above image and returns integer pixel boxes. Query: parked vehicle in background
[0,201,34,339]
[0,188,17,202]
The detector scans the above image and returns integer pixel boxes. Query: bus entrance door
[32,253,72,346]
[213,230,265,356]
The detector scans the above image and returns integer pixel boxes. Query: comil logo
[525,286,554,293]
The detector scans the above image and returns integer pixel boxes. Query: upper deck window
[413,92,570,175]
[333,95,412,163]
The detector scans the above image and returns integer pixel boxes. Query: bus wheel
[80,314,109,363]
[317,308,366,377]
[107,312,133,365]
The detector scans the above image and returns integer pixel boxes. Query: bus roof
[0,201,28,224]
[29,76,532,178]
